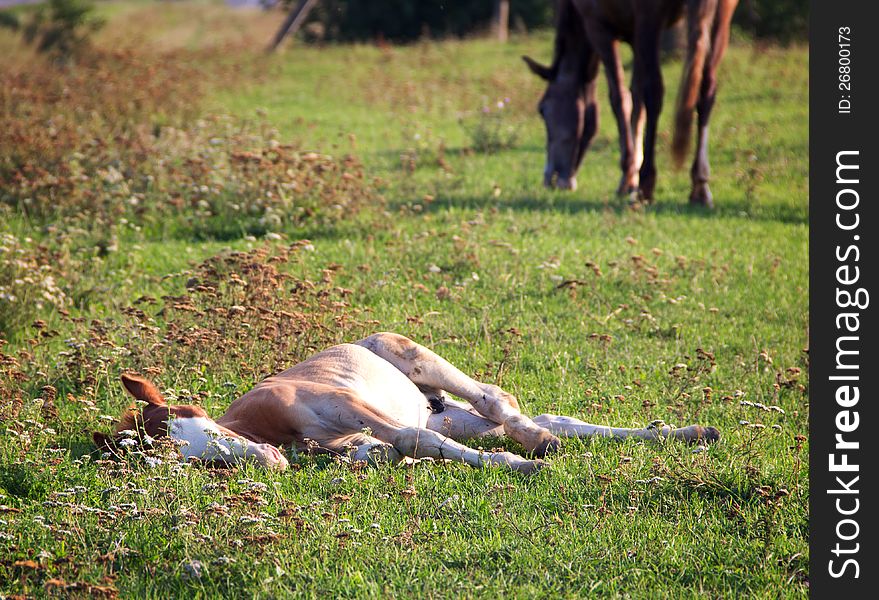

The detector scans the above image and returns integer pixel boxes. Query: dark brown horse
[524,0,738,207]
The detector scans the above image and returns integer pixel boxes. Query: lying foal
[95,332,719,473]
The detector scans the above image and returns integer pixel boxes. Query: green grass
[0,3,807,598]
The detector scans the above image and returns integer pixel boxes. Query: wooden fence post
[267,0,320,53]
[493,0,510,42]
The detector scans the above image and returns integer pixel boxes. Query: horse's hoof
[557,176,577,191]
[670,424,721,444]
[623,190,644,210]
[532,434,562,457]
[617,185,636,197]
[427,394,446,413]
[689,185,714,208]
[490,453,547,474]
[641,194,655,205]
[701,426,721,443]
[519,459,548,475]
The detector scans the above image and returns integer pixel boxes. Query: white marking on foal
[170,416,263,464]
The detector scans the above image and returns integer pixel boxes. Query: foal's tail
[672,0,738,167]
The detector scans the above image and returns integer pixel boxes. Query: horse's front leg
[532,414,720,444]
[390,426,544,473]
[632,22,664,203]
[585,27,637,196]
[313,422,542,474]
[630,75,646,194]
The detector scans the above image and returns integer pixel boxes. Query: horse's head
[523,0,601,192]
[524,54,599,192]
[93,373,289,470]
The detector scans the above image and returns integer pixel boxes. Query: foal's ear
[522,55,554,81]
[120,373,166,406]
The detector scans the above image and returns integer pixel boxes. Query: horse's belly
[279,344,431,427]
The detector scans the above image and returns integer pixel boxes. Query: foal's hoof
[701,426,721,444]
[624,189,642,207]
[532,434,562,458]
[668,424,721,444]
[508,457,547,475]
[490,453,547,475]
[627,189,655,209]
[426,394,446,414]
[617,168,644,197]
[520,459,548,475]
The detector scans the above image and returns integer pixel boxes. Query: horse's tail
[672,3,715,168]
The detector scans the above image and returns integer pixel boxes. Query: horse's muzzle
[543,162,577,190]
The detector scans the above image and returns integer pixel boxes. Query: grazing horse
[524,0,738,207]
[94,333,719,473]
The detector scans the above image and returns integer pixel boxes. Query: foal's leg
[430,402,719,446]
[316,430,540,473]
[532,414,720,444]
[296,388,543,474]
[317,432,404,465]
[426,398,504,441]
[388,426,543,473]
[355,333,561,456]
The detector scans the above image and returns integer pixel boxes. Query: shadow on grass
[370,140,806,225]
[405,192,808,225]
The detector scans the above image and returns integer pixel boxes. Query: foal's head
[93,374,288,470]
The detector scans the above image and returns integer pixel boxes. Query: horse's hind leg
[689,0,737,208]
[426,398,504,441]
[355,333,561,456]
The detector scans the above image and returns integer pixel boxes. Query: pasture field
[0,2,808,598]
